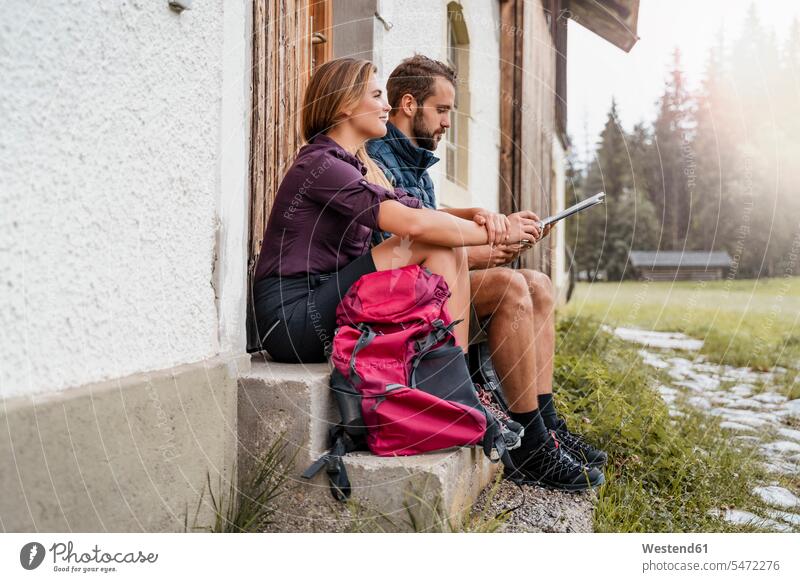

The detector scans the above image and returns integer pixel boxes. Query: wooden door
[246,0,333,353]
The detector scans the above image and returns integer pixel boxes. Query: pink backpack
[303,264,520,500]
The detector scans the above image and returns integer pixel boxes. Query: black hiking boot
[505,432,605,491]
[553,417,608,469]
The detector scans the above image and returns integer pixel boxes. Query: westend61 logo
[19,541,158,574]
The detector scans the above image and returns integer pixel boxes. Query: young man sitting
[367,55,607,491]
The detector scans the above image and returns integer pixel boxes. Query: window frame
[445,2,470,190]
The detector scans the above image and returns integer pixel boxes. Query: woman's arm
[439,207,480,220]
[377,201,540,247]
[440,207,510,245]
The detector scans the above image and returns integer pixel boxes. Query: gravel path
[472,479,596,532]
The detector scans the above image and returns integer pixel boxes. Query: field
[562,277,800,373]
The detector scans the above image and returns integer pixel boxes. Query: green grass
[186,436,294,533]
[553,316,774,532]
[562,277,800,371]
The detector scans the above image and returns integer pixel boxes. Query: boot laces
[546,432,582,472]
[558,429,586,448]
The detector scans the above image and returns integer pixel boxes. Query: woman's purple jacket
[255,133,423,280]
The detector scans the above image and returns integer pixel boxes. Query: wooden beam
[498,0,523,217]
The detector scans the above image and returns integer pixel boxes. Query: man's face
[411,77,455,151]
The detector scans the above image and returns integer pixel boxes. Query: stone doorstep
[238,359,499,530]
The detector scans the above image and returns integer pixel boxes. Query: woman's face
[346,73,391,140]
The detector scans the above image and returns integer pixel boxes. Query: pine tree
[564,149,587,278]
[627,122,661,253]
[689,28,739,253]
[727,2,782,277]
[573,99,657,280]
[651,47,693,250]
[773,17,800,276]
[574,3,800,279]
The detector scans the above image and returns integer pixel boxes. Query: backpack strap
[348,323,377,384]
[481,411,518,473]
[301,425,362,502]
[413,318,461,353]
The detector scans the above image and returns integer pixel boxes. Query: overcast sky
[567,0,800,166]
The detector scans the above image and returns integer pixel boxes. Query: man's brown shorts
[468,303,491,346]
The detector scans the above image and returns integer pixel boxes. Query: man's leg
[471,268,557,410]
[469,268,538,412]
[517,269,555,397]
[515,269,558,430]
[515,268,608,467]
[470,267,606,487]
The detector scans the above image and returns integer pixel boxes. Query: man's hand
[507,211,542,244]
[472,209,511,245]
[509,210,558,245]
[466,244,518,269]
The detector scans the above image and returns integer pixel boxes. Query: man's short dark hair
[386,54,457,110]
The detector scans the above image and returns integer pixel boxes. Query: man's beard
[412,110,443,151]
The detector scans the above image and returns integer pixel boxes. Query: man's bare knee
[472,267,518,299]
[496,271,533,317]
[520,269,554,309]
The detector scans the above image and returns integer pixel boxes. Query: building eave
[568,0,640,53]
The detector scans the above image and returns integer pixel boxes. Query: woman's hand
[472,209,511,245]
[507,211,542,244]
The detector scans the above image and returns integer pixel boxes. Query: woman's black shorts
[252,252,377,363]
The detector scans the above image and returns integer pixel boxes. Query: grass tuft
[186,435,294,533]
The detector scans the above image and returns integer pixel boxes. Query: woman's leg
[371,236,471,351]
[255,252,379,363]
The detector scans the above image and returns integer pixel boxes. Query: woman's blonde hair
[302,57,394,190]
[356,146,393,189]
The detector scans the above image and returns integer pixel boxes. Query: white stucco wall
[0,1,250,399]
[216,1,251,360]
[551,137,568,304]
[373,0,501,211]
[462,0,502,214]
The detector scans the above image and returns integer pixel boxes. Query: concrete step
[237,357,498,531]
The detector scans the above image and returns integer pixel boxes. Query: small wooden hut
[629,250,733,281]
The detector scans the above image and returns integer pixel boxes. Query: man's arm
[440,208,536,269]
[466,244,518,270]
